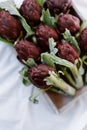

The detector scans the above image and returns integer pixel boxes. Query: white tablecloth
[0,0,87,130]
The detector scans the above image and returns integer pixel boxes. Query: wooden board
[47,86,87,109]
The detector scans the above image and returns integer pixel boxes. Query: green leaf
[63,29,81,54]
[41,52,56,68]
[82,55,87,66]
[0,0,20,16]
[80,21,87,32]
[0,37,14,46]
[40,9,57,28]
[36,0,45,6]
[19,67,31,86]
[25,58,37,67]
[0,0,34,38]
[49,38,58,55]
[41,52,74,68]
[19,16,34,38]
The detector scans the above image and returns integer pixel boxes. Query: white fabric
[72,0,87,21]
[0,0,87,130]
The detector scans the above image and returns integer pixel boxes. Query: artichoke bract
[29,64,55,89]
[46,0,72,14]
[36,25,59,50]
[0,10,22,41]
[20,0,42,26]
[57,42,79,63]
[15,40,41,63]
[57,14,80,34]
[80,28,87,53]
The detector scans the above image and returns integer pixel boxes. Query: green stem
[29,87,51,103]
[46,72,76,96]
[49,87,66,95]
[74,75,84,89]
[70,66,83,89]
[19,16,34,38]
[63,69,76,87]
